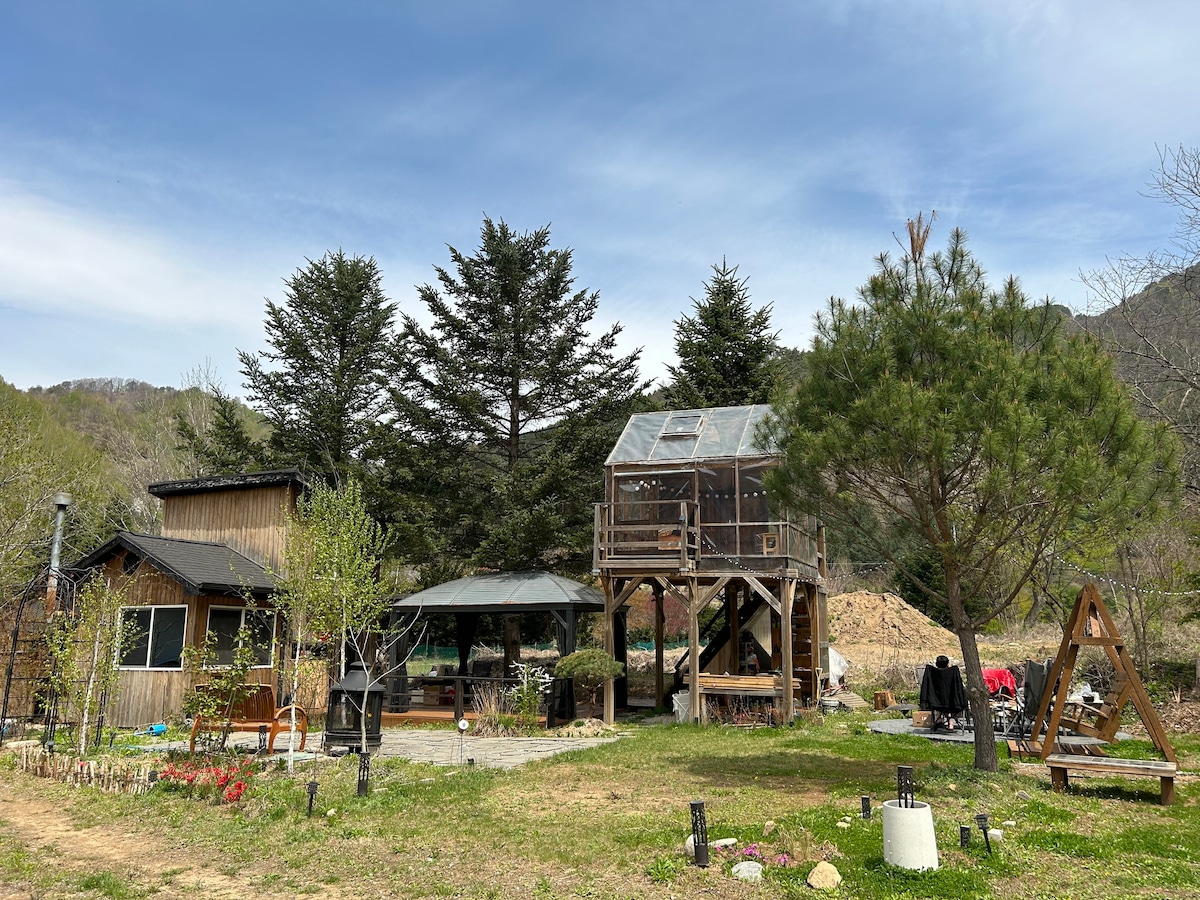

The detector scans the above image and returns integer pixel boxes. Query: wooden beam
[613,577,646,609]
[744,575,782,614]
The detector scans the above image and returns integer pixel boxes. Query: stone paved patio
[146,727,623,769]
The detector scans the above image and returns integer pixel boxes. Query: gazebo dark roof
[394,571,603,615]
[77,532,275,597]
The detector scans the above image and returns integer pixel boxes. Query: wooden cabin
[77,470,305,727]
[593,405,827,724]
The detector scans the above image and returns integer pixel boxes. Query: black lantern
[306,780,319,817]
[975,813,992,855]
[324,662,385,750]
[690,800,709,867]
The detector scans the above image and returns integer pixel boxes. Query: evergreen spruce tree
[239,251,394,485]
[382,217,648,571]
[175,387,271,475]
[663,260,781,409]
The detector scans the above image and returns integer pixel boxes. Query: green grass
[2,712,1198,899]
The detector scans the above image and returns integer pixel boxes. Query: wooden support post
[688,577,702,724]
[727,585,739,673]
[654,584,665,710]
[602,577,616,726]
[781,578,795,723]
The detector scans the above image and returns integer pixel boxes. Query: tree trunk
[946,570,998,772]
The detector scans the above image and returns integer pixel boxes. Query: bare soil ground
[0,779,296,899]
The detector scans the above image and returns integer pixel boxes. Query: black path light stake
[306,781,319,817]
[861,795,871,820]
[690,800,710,867]
[357,751,371,797]
[960,825,972,848]
[897,766,915,808]
[975,813,992,855]
[148,771,159,786]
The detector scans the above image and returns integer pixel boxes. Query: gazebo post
[454,613,480,677]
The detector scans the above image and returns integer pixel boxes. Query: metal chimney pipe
[44,493,72,619]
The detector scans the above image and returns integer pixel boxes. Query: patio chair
[919,659,967,732]
[1007,657,1052,739]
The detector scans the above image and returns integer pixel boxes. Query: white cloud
[0,183,272,331]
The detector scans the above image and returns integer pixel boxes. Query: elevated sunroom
[593,405,822,579]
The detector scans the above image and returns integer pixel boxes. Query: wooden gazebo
[593,405,828,724]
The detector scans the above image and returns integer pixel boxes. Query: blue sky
[3,2,1199,393]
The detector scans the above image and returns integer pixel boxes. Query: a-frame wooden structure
[1030,583,1176,764]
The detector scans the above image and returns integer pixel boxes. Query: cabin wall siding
[102,555,280,728]
[160,485,296,570]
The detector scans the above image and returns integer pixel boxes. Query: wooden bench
[1044,753,1178,805]
[189,683,308,754]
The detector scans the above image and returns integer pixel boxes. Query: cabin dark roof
[605,404,773,465]
[147,468,307,499]
[77,532,276,596]
[393,571,603,614]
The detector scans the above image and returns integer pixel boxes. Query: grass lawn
[0,714,1197,899]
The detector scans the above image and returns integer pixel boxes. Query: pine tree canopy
[664,260,781,409]
[763,217,1180,771]
[238,251,395,485]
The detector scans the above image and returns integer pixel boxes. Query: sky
[3,2,1200,394]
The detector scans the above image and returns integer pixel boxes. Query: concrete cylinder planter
[881,799,939,871]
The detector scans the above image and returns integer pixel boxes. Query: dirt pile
[828,590,961,668]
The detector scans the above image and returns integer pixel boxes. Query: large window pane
[149,608,186,668]
[119,607,185,669]
[119,608,151,667]
[207,608,242,665]
[206,607,275,668]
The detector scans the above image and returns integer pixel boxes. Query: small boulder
[988,828,1004,843]
[1016,790,1032,801]
[763,820,777,837]
[712,838,738,850]
[731,861,764,882]
[835,820,851,829]
[807,861,842,890]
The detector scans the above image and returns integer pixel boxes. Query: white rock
[836,820,852,829]
[988,828,1004,843]
[325,808,337,818]
[1002,820,1016,827]
[685,835,736,858]
[731,861,764,882]
[807,861,843,890]
[763,820,777,837]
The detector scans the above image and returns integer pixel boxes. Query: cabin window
[118,606,186,669]
[206,607,276,668]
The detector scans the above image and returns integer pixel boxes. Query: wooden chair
[189,683,308,754]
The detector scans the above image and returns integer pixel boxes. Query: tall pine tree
[663,260,781,409]
[380,217,648,571]
[239,251,394,485]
